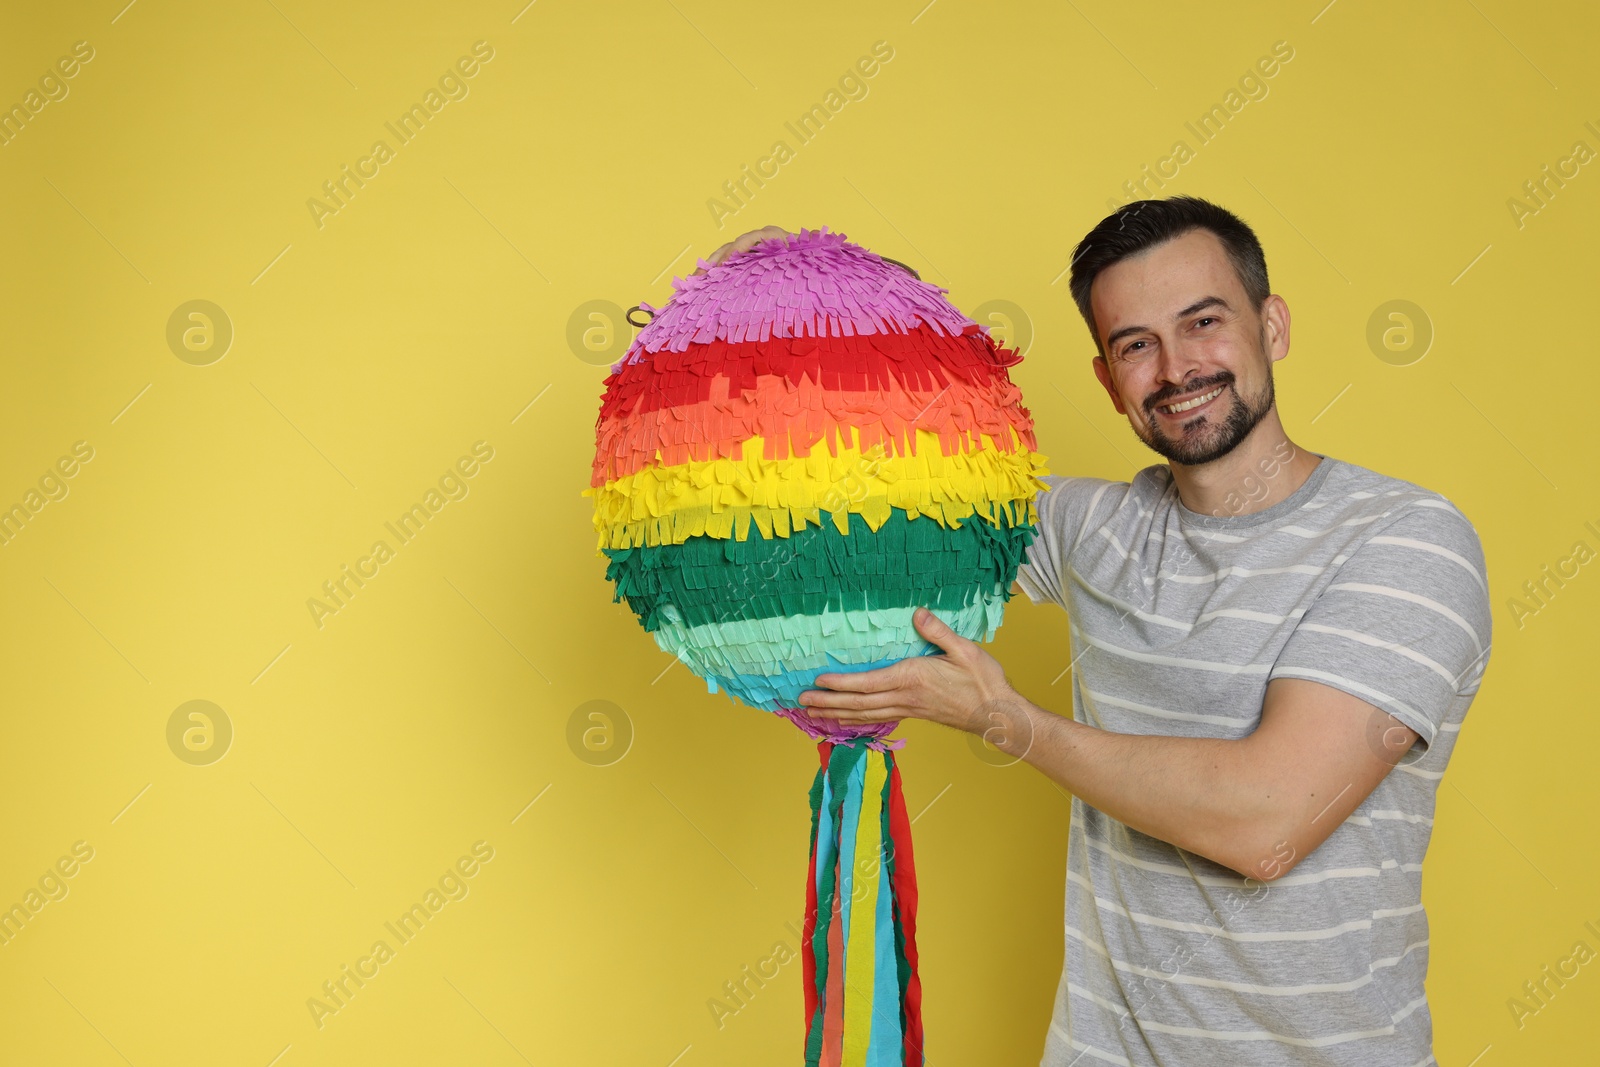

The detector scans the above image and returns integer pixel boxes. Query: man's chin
[1142,416,1246,466]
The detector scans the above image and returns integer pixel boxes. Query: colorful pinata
[584,227,1049,1066]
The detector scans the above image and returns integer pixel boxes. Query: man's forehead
[1091,231,1239,330]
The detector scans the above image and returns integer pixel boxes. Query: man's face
[1089,228,1287,466]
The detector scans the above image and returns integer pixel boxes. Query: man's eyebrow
[1104,295,1233,349]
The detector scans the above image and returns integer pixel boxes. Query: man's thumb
[914,606,964,653]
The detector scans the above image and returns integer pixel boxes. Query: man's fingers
[810,662,903,694]
[809,702,903,724]
[799,686,903,711]
[732,225,791,254]
[693,226,793,275]
[824,712,900,727]
[691,241,735,275]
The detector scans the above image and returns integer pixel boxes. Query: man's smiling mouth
[1155,384,1226,416]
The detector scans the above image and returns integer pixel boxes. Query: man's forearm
[983,697,1278,878]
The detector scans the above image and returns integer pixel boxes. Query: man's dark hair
[1068,196,1271,357]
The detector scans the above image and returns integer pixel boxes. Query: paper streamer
[804,740,922,1066]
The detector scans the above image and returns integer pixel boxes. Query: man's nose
[1152,333,1204,392]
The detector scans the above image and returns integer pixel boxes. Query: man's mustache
[1144,372,1235,413]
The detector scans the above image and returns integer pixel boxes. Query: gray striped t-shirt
[1014,453,1492,1067]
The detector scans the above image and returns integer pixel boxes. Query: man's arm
[800,609,1419,883]
[979,677,1417,882]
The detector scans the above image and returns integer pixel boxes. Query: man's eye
[1195,317,1217,327]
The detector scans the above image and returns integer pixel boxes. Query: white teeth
[1159,385,1224,414]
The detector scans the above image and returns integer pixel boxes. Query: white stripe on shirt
[1329,582,1486,652]
[1292,623,1463,685]
[1367,534,1488,592]
[1073,629,1272,674]
[1063,981,1398,1046]
[1074,825,1385,888]
[1067,870,1380,941]
[1082,688,1258,729]
[1066,923,1379,995]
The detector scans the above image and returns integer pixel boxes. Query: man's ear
[1261,294,1291,365]
[1092,355,1129,415]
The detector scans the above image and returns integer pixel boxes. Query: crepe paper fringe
[624,227,974,358]
[804,740,923,1066]
[591,327,1038,485]
[656,598,1007,712]
[602,504,1036,632]
[775,704,904,749]
[705,652,919,717]
[656,599,999,675]
[600,328,1023,424]
[649,588,1007,647]
[594,493,1039,554]
[592,368,1037,486]
[586,428,1049,553]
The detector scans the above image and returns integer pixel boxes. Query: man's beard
[1136,367,1275,466]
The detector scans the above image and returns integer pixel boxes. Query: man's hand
[693,226,794,274]
[804,609,1423,881]
[798,606,1017,735]
[693,225,922,279]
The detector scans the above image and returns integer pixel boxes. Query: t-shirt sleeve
[1267,499,1493,751]
[1014,474,1117,611]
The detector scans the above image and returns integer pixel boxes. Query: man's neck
[1167,412,1322,519]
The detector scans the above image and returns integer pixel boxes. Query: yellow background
[1,0,1595,1063]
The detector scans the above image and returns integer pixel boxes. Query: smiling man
[775,196,1494,1066]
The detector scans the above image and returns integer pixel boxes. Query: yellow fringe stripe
[585,427,1051,551]
[842,749,887,1064]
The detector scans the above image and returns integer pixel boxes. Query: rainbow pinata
[588,229,1049,730]
[584,227,1049,1065]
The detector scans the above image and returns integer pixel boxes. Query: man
[711,196,1491,1065]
